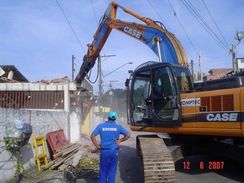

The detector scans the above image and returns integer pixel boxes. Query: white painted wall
[0,108,69,182]
[69,110,81,143]
[0,82,84,182]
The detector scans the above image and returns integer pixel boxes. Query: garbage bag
[4,120,32,147]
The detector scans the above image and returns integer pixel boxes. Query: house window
[0,91,64,110]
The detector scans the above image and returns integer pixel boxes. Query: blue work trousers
[99,149,119,183]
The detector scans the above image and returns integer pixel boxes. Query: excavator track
[136,135,175,183]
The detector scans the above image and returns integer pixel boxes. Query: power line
[167,0,198,53]
[90,0,99,24]
[146,0,168,30]
[55,0,86,53]
[185,0,229,50]
[181,0,229,51]
[182,0,226,49]
[201,0,229,46]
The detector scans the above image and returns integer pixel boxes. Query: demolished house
[0,65,96,182]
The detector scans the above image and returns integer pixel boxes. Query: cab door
[150,65,181,126]
[128,68,151,124]
[128,64,181,127]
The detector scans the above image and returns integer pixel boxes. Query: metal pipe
[98,55,103,121]
[155,37,163,63]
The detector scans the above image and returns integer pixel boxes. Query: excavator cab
[126,61,193,127]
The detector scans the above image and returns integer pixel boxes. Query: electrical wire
[201,0,229,47]
[55,0,86,53]
[182,0,221,47]
[167,0,198,54]
[55,0,100,84]
[90,0,99,24]
[184,0,229,50]
[187,0,228,49]
[181,0,229,51]
[88,0,100,85]
[146,0,168,30]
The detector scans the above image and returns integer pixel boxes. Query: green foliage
[79,158,99,169]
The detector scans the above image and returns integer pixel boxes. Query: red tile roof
[206,68,232,80]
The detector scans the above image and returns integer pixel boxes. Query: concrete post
[64,83,70,141]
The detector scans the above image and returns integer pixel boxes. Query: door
[129,64,181,127]
[150,66,181,126]
[130,69,152,124]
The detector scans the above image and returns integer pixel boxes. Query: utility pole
[190,59,194,79]
[198,53,202,81]
[231,44,237,72]
[98,54,116,120]
[72,55,75,81]
[98,55,103,120]
[190,59,194,75]
[98,59,131,118]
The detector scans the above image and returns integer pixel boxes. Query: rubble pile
[42,137,99,172]
[76,158,99,179]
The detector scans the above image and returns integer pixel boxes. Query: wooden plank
[56,143,77,153]
[72,148,85,167]
[57,147,84,171]
[63,150,80,164]
[53,143,80,159]
[42,158,59,170]
[50,148,79,169]
[58,163,69,171]
[58,150,80,171]
[50,156,71,170]
[61,144,80,157]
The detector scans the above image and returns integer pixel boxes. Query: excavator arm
[75,1,187,83]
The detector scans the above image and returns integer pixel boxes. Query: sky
[0,0,244,94]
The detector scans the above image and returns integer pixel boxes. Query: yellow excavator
[75,2,244,182]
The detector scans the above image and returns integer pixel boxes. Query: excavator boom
[75,1,187,83]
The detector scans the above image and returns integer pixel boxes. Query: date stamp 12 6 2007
[183,161,224,170]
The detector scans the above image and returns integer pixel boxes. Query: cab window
[174,67,193,92]
[152,66,176,97]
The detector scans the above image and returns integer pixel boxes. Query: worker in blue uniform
[91,111,130,183]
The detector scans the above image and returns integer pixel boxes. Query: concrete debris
[0,77,20,83]
[42,136,98,172]
[35,76,70,84]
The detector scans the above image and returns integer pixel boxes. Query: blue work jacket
[91,120,129,150]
